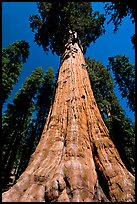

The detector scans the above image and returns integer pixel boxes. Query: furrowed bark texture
[2,41,135,202]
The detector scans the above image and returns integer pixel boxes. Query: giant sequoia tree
[2,2,135,202]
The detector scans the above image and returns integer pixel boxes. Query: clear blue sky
[2,2,135,122]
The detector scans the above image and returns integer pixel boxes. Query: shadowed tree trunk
[2,34,135,202]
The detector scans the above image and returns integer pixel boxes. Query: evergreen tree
[2,67,43,191]
[2,40,30,106]
[108,55,135,112]
[85,57,135,174]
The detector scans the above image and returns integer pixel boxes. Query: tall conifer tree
[3,3,135,202]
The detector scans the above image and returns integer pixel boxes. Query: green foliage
[30,2,105,55]
[2,40,30,106]
[2,67,43,191]
[104,1,135,48]
[104,1,135,32]
[86,57,135,174]
[108,55,135,112]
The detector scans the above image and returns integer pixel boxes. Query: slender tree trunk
[2,36,135,202]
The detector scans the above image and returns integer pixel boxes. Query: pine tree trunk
[2,37,135,202]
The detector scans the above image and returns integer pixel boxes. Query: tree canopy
[30,2,105,55]
[104,1,135,47]
[104,1,135,32]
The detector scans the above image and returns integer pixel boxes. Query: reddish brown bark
[2,41,135,202]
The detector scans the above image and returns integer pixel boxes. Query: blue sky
[2,2,135,122]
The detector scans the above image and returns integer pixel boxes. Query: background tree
[2,40,30,106]
[107,55,135,112]
[104,1,135,47]
[85,57,135,174]
[2,67,43,192]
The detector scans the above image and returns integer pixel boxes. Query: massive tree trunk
[2,34,135,202]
